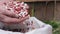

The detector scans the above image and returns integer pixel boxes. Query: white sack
[0,17,52,34]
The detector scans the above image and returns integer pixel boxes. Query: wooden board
[16,0,60,2]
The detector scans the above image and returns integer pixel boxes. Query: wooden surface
[16,0,60,2]
[26,2,54,21]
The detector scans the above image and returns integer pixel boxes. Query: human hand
[0,8,30,25]
[0,0,30,25]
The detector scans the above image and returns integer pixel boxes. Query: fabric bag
[0,17,52,34]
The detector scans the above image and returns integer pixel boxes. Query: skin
[0,0,30,25]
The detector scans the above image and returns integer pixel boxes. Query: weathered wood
[17,0,60,2]
[27,2,54,21]
[54,2,60,21]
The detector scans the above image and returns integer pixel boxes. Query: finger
[0,13,7,21]
[19,15,30,22]
[3,17,20,23]
[2,15,30,24]
[0,14,25,24]
[0,9,19,18]
[0,13,30,24]
[5,15,30,23]
[0,14,18,23]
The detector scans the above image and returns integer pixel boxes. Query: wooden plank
[54,2,60,21]
[16,0,60,2]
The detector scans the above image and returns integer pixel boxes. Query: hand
[0,0,30,25]
[0,7,30,25]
